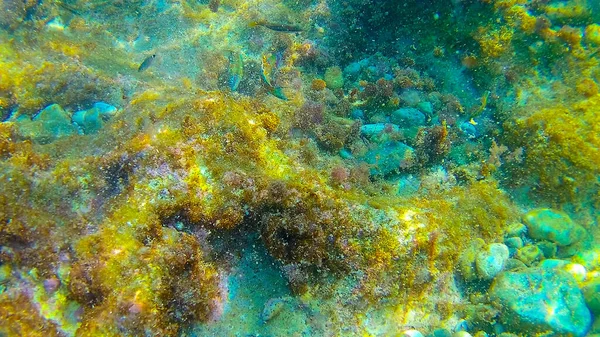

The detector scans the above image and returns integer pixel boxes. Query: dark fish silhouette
[249,20,303,33]
[138,54,156,72]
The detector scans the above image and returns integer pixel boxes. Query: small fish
[469,118,478,126]
[471,90,490,118]
[275,51,284,68]
[260,53,277,87]
[268,86,287,100]
[138,54,156,72]
[248,20,303,33]
[228,52,244,91]
[57,2,82,16]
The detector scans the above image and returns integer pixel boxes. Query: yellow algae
[585,24,600,46]
[476,26,514,58]
[544,0,591,22]
[130,90,162,106]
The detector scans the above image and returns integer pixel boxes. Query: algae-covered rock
[582,278,600,315]
[390,108,426,127]
[460,241,509,281]
[503,237,523,250]
[523,208,587,246]
[573,247,600,270]
[458,239,485,282]
[72,102,118,134]
[360,141,415,176]
[360,123,401,138]
[324,66,344,89]
[504,258,526,271]
[514,245,542,266]
[539,259,587,282]
[16,104,77,143]
[489,268,591,337]
[417,101,433,115]
[536,240,557,258]
[504,222,527,237]
[429,328,452,337]
[475,243,509,280]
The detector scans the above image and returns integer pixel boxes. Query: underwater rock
[539,258,569,270]
[429,328,452,337]
[360,141,415,176]
[459,121,478,139]
[514,245,542,266]
[417,101,433,115]
[536,241,557,259]
[489,268,591,337]
[573,248,600,270]
[344,62,362,80]
[360,123,401,138]
[475,243,509,280]
[452,332,472,337]
[564,263,587,282]
[403,330,424,337]
[582,278,600,315]
[461,240,510,281]
[453,319,470,332]
[538,259,587,282]
[458,239,485,282]
[72,102,118,134]
[504,258,526,271]
[16,104,77,143]
[339,148,354,160]
[505,222,527,237]
[523,208,587,246]
[324,66,344,90]
[351,108,365,120]
[503,237,523,251]
[390,107,426,127]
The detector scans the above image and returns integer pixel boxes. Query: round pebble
[565,263,587,282]
[505,222,527,237]
[430,328,452,337]
[454,319,470,332]
[475,243,509,280]
[523,208,587,246]
[403,329,425,337]
[515,244,542,266]
[504,236,523,250]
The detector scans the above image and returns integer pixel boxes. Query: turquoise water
[0,1,599,336]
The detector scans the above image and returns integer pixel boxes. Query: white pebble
[403,329,424,337]
[565,263,586,282]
